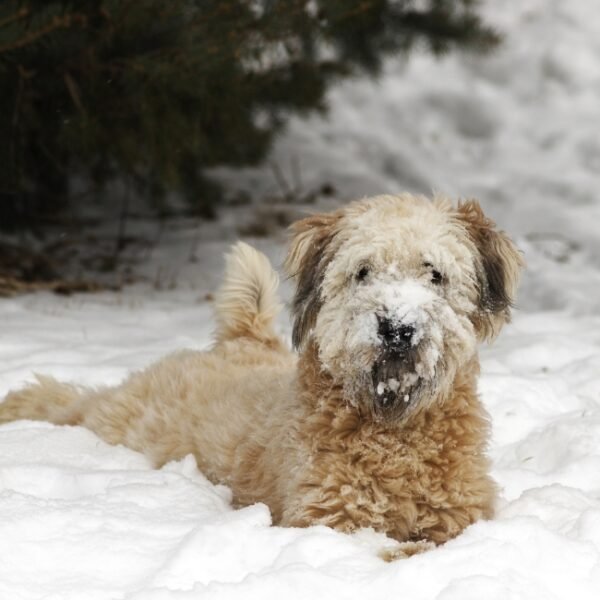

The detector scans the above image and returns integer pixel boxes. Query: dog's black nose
[377,317,415,349]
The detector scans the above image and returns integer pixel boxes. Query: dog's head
[286,194,523,422]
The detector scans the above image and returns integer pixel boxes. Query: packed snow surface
[2,295,600,599]
[2,0,600,598]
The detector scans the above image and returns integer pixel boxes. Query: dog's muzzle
[371,317,420,420]
[371,354,419,419]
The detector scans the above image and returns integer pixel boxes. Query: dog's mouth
[370,352,421,421]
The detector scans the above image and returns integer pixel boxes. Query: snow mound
[1,291,600,599]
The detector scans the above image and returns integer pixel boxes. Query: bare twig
[0,276,106,298]
[291,156,302,192]
[115,184,131,258]
[270,161,293,201]
[63,72,85,115]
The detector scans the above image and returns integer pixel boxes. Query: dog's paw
[378,540,436,562]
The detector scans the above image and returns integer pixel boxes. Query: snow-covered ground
[2,1,600,598]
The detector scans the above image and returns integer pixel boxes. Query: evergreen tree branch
[0,0,501,234]
[0,6,29,30]
[0,13,87,54]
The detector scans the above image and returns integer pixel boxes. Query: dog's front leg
[280,487,436,561]
[280,478,417,538]
[378,540,436,562]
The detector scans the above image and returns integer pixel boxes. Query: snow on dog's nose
[377,316,415,352]
[374,279,436,344]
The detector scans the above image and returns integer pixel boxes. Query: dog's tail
[214,241,282,345]
[0,374,83,425]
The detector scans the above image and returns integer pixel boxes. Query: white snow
[376,378,401,397]
[371,278,434,345]
[2,0,600,597]
[388,378,400,393]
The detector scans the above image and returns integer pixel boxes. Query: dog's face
[286,194,523,423]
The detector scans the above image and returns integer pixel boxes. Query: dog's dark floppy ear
[285,212,341,349]
[456,200,524,340]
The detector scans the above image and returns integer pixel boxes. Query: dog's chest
[302,409,452,508]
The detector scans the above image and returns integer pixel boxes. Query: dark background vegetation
[0,0,499,289]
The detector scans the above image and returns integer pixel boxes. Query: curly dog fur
[0,193,523,554]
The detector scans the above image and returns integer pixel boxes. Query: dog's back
[0,243,296,480]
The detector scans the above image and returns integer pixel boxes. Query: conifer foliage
[0,1,499,231]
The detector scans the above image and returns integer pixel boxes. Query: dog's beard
[328,337,442,423]
[369,349,425,422]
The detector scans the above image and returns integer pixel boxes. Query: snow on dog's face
[287,194,523,423]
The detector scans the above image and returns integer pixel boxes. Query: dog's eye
[424,262,443,285]
[356,265,370,282]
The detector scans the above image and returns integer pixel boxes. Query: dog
[0,193,522,557]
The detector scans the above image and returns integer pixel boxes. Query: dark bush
[0,0,499,232]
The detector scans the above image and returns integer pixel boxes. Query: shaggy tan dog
[0,193,523,556]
